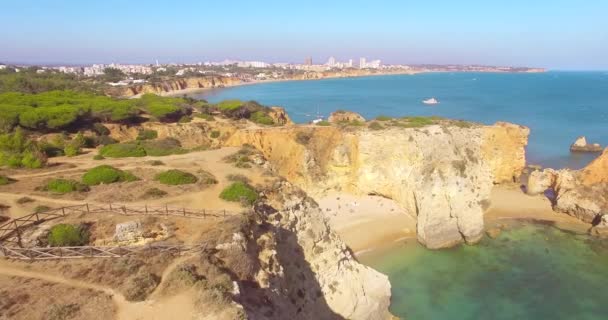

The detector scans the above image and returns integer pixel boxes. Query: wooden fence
[0,203,230,260]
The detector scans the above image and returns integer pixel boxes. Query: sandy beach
[318,183,591,256]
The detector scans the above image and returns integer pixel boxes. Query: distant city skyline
[1,0,607,70]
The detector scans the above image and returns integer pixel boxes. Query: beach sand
[317,184,591,256]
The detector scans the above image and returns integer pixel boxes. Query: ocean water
[193,72,608,169]
[360,223,608,320]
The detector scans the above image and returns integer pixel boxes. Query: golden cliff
[225,121,529,249]
[105,76,242,97]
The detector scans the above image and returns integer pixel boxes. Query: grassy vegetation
[226,174,250,184]
[99,138,186,158]
[82,165,138,186]
[216,99,244,111]
[136,129,158,140]
[154,170,198,185]
[315,120,331,126]
[0,175,14,185]
[210,130,220,139]
[219,182,258,205]
[45,178,90,194]
[148,160,164,166]
[368,122,384,130]
[143,187,168,198]
[375,115,392,121]
[250,110,274,125]
[16,196,34,204]
[195,113,215,121]
[223,147,255,168]
[34,205,51,213]
[93,154,105,160]
[47,223,89,247]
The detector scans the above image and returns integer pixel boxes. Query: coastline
[140,68,546,99]
[322,184,591,258]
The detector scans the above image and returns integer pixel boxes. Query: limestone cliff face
[226,123,529,249]
[235,181,391,320]
[106,76,242,97]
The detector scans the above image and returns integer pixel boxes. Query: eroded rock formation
[570,136,602,153]
[105,76,243,97]
[226,122,529,249]
[229,181,391,319]
[527,149,608,225]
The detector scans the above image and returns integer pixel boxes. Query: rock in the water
[570,136,602,153]
[114,221,143,242]
[328,110,366,123]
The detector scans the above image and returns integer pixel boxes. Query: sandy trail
[0,261,199,320]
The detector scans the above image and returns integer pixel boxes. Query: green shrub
[143,187,168,198]
[250,111,274,125]
[375,115,392,121]
[315,121,331,126]
[400,116,435,128]
[45,179,90,194]
[47,224,89,247]
[0,128,46,168]
[136,129,158,141]
[210,130,220,139]
[93,154,105,160]
[154,170,198,185]
[219,182,258,205]
[95,135,117,146]
[369,122,384,130]
[295,131,312,145]
[63,144,80,157]
[82,165,138,186]
[148,160,164,166]
[99,143,146,158]
[0,175,14,185]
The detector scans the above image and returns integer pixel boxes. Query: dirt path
[148,253,195,300]
[0,263,128,307]
[0,261,200,320]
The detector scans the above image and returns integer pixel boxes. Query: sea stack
[570,136,602,152]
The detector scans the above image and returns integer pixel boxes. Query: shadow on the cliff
[234,207,345,320]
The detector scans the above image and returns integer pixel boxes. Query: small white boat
[422,98,439,105]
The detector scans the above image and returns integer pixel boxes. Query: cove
[360,222,608,320]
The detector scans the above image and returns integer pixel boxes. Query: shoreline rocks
[570,136,602,153]
[328,110,366,123]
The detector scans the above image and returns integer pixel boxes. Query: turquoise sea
[194,72,608,169]
[360,223,608,320]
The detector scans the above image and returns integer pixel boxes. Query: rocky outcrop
[234,181,392,319]
[226,121,529,249]
[570,136,602,153]
[327,111,366,123]
[590,215,608,238]
[530,151,608,225]
[268,107,293,126]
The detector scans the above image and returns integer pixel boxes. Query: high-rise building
[305,56,313,66]
[326,56,336,67]
[348,59,354,68]
[359,57,367,69]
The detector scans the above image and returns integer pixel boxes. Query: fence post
[223,209,226,217]
[183,208,186,216]
[165,204,169,216]
[61,207,66,216]
[203,209,206,218]
[86,203,90,214]
[145,205,148,214]
[109,203,113,211]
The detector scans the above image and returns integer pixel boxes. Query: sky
[1,0,607,70]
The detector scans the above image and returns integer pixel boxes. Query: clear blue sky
[1,0,607,70]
